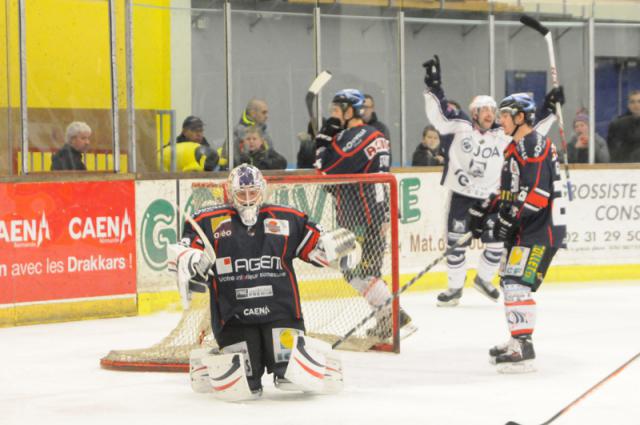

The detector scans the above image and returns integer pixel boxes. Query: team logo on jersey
[504,246,530,277]
[215,255,283,275]
[364,137,390,159]
[461,137,473,153]
[236,285,274,300]
[215,257,233,274]
[523,245,546,284]
[243,306,271,317]
[468,159,487,178]
[210,215,232,239]
[264,218,289,236]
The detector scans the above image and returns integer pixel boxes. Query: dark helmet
[332,89,365,117]
[499,93,536,125]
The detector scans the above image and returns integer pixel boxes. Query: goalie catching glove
[167,244,215,309]
[309,228,362,271]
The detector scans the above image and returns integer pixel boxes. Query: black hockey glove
[543,86,565,115]
[315,117,343,149]
[468,198,491,239]
[493,208,518,242]
[422,55,441,90]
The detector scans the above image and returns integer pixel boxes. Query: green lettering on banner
[400,177,421,224]
[273,184,328,224]
[140,199,177,271]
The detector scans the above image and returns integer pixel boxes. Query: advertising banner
[0,180,136,307]
[396,169,640,274]
[136,180,178,294]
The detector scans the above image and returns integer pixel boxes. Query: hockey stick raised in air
[306,70,332,135]
[520,15,574,201]
[505,351,640,425]
[332,232,473,350]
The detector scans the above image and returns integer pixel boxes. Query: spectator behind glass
[296,120,317,169]
[607,90,640,163]
[177,116,210,147]
[362,94,390,140]
[412,125,445,166]
[236,126,287,170]
[51,121,91,171]
[233,98,273,155]
[568,110,610,163]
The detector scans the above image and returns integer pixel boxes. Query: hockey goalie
[168,164,361,401]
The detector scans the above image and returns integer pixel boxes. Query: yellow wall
[0,0,171,111]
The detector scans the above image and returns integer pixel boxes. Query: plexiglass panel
[320,8,401,166]
[230,6,315,170]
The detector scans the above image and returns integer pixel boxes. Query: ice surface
[1,282,639,425]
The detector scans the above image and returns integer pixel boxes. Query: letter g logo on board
[140,199,177,271]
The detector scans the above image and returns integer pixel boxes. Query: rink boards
[1,167,639,326]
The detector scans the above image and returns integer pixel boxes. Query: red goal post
[100,173,400,372]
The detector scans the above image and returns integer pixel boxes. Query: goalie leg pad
[189,347,215,393]
[283,335,343,394]
[348,276,391,308]
[200,351,257,402]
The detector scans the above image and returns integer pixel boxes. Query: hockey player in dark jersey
[315,88,415,341]
[469,93,567,373]
[169,164,360,400]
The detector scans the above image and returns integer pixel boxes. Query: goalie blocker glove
[167,244,214,309]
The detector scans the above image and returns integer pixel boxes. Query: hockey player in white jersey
[422,55,561,306]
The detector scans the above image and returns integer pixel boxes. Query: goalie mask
[228,164,267,227]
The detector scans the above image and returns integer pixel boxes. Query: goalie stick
[505,351,640,425]
[306,70,332,135]
[332,232,473,350]
[519,15,574,201]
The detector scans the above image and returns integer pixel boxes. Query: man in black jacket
[51,121,91,171]
[177,115,210,147]
[607,90,640,162]
[236,126,287,170]
[362,94,390,140]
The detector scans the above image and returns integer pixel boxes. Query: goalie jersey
[423,88,556,200]
[181,204,323,339]
[316,124,390,226]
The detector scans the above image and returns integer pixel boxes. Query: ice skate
[437,288,463,307]
[488,339,509,363]
[366,308,417,340]
[473,276,499,302]
[494,337,536,374]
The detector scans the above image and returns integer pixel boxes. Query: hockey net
[101,173,400,372]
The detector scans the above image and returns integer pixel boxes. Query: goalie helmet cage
[100,173,400,372]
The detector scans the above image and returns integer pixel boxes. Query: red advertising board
[0,180,136,305]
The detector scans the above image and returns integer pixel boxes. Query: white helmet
[469,95,497,115]
[227,164,267,226]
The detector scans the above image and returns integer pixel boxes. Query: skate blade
[473,283,499,302]
[496,360,536,374]
[437,298,460,307]
[400,323,418,340]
